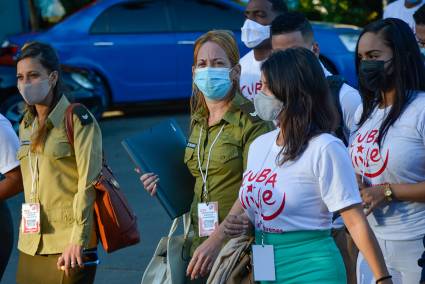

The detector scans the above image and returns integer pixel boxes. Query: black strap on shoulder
[326,75,347,146]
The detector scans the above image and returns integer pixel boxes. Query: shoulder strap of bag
[168,213,191,239]
[65,103,85,146]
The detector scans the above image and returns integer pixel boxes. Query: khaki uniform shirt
[185,94,274,254]
[17,95,102,255]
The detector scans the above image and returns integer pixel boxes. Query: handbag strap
[168,213,192,238]
[65,103,80,146]
[183,212,191,239]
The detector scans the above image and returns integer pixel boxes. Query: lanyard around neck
[28,120,39,202]
[197,124,225,203]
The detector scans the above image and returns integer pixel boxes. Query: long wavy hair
[355,18,425,146]
[17,41,63,152]
[261,48,338,165]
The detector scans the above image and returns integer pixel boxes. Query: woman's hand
[360,185,387,215]
[57,243,83,276]
[223,213,252,238]
[135,168,159,196]
[186,232,224,280]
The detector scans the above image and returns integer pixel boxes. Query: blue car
[0,0,360,107]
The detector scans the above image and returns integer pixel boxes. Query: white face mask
[18,78,52,105]
[241,19,271,49]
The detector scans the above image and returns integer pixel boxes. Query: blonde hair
[190,30,240,122]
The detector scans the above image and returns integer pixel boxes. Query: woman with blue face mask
[139,30,273,283]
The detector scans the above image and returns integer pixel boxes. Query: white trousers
[357,237,423,284]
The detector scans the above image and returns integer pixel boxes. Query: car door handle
[177,40,195,45]
[93,42,114,46]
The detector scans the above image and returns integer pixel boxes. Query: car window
[90,1,170,34]
[168,0,245,32]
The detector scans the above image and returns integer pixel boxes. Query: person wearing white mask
[239,0,287,101]
[0,114,23,281]
[139,30,273,283]
[270,12,362,283]
[226,47,392,284]
[384,0,424,30]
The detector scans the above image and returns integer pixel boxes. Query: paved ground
[2,110,191,284]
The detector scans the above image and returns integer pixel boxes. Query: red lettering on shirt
[350,129,390,179]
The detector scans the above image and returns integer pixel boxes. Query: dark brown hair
[261,48,338,165]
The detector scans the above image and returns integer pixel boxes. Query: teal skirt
[255,230,346,284]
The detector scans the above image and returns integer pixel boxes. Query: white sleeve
[317,141,362,212]
[383,4,392,19]
[0,123,20,174]
[418,107,425,147]
[339,84,362,140]
[383,7,389,19]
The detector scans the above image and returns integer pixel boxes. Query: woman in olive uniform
[140,30,274,283]
[15,42,102,284]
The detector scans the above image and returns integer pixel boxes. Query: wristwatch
[384,184,393,202]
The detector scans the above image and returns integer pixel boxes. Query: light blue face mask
[194,67,232,101]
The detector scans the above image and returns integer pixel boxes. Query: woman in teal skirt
[225,48,392,284]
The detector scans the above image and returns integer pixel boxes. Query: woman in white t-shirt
[352,18,425,284]
[0,114,23,281]
[232,48,391,283]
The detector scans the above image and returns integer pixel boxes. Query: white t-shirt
[349,92,425,240]
[0,114,20,174]
[239,50,264,101]
[239,129,361,233]
[322,64,362,142]
[383,0,424,30]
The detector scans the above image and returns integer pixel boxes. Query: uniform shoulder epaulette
[72,104,93,126]
[239,101,261,122]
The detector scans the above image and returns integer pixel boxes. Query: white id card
[197,202,219,237]
[252,244,276,281]
[21,203,41,234]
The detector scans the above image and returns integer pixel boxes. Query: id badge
[21,203,40,234]
[197,202,219,237]
[252,244,276,281]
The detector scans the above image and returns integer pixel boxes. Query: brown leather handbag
[65,103,140,253]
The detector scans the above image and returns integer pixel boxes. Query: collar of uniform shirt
[23,94,69,129]
[192,92,244,127]
[47,95,70,129]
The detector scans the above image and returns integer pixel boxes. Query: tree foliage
[295,0,383,27]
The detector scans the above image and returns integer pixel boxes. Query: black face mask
[359,59,393,93]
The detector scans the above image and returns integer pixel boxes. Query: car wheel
[0,94,25,132]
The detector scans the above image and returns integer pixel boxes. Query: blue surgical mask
[194,67,232,101]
